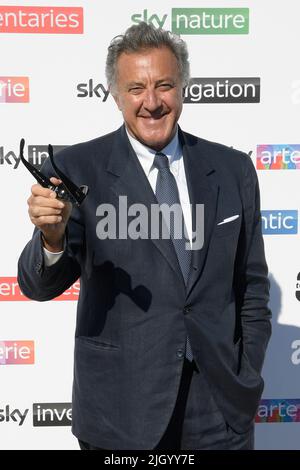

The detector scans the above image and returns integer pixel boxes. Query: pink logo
[0,77,29,103]
[0,341,35,364]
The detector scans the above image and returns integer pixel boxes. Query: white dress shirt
[43,126,192,266]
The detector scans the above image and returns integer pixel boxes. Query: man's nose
[143,89,162,112]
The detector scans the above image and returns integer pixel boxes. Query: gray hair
[106,22,190,93]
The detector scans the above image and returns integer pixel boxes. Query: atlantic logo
[77,79,110,101]
[0,277,79,301]
[257,145,300,170]
[0,6,83,34]
[0,77,29,103]
[256,399,300,423]
[0,403,72,426]
[184,78,260,104]
[0,341,34,365]
[131,8,249,34]
[291,339,300,365]
[0,144,67,169]
[261,210,298,235]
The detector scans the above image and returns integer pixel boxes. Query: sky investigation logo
[0,77,29,103]
[0,143,67,169]
[257,145,300,170]
[0,403,72,426]
[184,78,260,104]
[0,6,83,34]
[261,211,298,235]
[256,399,300,423]
[131,8,249,34]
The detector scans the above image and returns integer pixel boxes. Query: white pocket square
[217,215,240,226]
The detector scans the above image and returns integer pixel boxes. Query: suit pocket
[232,337,242,374]
[214,217,241,238]
[76,336,120,351]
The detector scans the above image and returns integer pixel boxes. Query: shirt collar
[125,125,180,177]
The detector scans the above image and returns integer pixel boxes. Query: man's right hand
[27,177,72,252]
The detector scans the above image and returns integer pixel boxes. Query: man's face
[113,46,183,151]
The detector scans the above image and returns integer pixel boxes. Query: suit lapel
[179,129,220,297]
[106,125,184,285]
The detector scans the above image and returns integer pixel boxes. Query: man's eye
[159,84,172,89]
[129,87,143,93]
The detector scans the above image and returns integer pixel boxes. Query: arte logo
[261,210,298,235]
[257,145,300,170]
[0,77,29,103]
[184,78,260,104]
[0,143,66,169]
[291,340,300,365]
[0,277,79,301]
[77,79,110,101]
[0,6,83,34]
[256,399,300,423]
[33,403,72,426]
[0,341,34,365]
[131,8,249,34]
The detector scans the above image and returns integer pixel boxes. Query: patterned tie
[153,152,193,362]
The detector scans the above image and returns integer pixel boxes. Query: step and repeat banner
[1,0,299,450]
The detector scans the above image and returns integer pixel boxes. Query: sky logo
[257,145,300,170]
[256,399,300,423]
[261,210,298,235]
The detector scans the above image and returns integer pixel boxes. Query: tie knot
[153,152,170,171]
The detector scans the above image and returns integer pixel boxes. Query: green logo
[172,8,249,34]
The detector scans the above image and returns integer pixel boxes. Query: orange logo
[0,6,83,34]
[0,277,79,301]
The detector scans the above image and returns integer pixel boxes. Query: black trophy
[19,138,88,207]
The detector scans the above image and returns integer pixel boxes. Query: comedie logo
[0,277,79,301]
[291,340,300,365]
[33,403,72,426]
[0,77,29,103]
[0,144,67,169]
[131,8,249,35]
[256,399,300,423]
[77,79,110,101]
[0,6,83,34]
[184,78,260,104]
[261,211,298,235]
[257,145,300,170]
[0,341,34,365]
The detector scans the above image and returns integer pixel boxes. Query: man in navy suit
[18,22,271,450]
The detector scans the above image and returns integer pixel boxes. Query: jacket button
[184,306,191,314]
[176,349,184,358]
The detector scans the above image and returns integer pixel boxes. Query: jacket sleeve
[17,156,84,302]
[235,154,272,375]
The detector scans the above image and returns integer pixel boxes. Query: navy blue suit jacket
[18,125,271,449]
